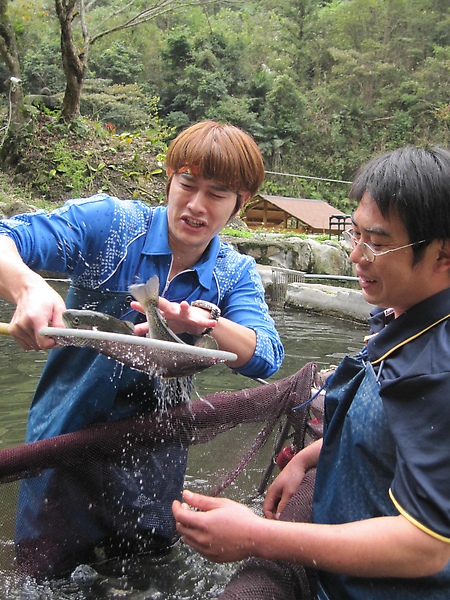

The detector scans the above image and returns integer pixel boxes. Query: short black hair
[349,146,450,260]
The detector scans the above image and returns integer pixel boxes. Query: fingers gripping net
[219,470,318,600]
[0,362,321,580]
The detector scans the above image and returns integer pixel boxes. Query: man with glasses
[174,146,450,600]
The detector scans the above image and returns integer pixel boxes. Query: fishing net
[0,361,324,587]
[39,326,236,378]
[219,469,318,600]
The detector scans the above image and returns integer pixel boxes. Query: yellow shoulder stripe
[389,489,450,544]
[371,313,450,365]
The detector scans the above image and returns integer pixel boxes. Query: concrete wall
[257,265,373,323]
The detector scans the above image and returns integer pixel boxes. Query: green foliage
[161,33,194,69]
[22,40,65,94]
[4,0,450,211]
[89,41,144,85]
[220,227,254,238]
[221,225,337,242]
[10,111,170,204]
[80,80,167,135]
[44,142,92,196]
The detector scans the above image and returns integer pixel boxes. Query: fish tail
[130,275,159,307]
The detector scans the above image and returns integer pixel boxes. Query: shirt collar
[142,206,221,290]
[366,287,450,363]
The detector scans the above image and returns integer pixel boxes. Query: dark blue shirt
[315,288,450,599]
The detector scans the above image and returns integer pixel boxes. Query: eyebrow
[178,172,231,193]
[351,216,392,239]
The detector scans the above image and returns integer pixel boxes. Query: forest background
[0,0,449,218]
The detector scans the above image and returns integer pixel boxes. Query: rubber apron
[314,354,448,600]
[15,285,187,577]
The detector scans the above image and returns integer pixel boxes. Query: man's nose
[187,190,207,212]
[349,241,364,263]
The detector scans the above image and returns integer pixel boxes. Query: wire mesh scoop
[39,326,237,378]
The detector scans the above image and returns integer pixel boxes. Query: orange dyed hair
[166,121,265,197]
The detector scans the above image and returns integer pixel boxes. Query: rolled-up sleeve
[218,256,284,379]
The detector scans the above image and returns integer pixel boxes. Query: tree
[56,0,228,122]
[0,0,27,164]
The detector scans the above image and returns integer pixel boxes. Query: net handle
[0,322,10,335]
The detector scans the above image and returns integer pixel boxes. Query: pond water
[0,285,368,599]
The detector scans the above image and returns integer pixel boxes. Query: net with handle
[39,326,238,379]
[0,361,324,584]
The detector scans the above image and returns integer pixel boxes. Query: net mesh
[42,327,234,379]
[271,267,306,305]
[0,361,324,586]
[219,469,318,600]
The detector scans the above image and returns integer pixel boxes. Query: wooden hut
[243,194,350,234]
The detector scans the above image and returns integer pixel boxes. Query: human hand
[172,490,262,563]
[131,298,217,337]
[263,456,308,520]
[9,278,67,351]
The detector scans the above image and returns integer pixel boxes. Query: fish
[129,275,218,351]
[56,278,223,381]
[62,309,136,335]
[71,564,132,597]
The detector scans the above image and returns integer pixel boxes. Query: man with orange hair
[0,121,283,576]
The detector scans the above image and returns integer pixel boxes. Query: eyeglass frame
[342,228,428,263]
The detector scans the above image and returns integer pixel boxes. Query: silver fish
[55,278,223,380]
[129,275,218,351]
[62,309,135,335]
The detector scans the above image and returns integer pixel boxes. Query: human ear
[436,240,450,271]
[234,191,252,215]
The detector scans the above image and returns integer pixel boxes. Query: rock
[0,200,37,219]
[222,233,354,277]
[285,282,373,323]
[24,93,61,110]
[226,215,248,230]
[256,265,372,323]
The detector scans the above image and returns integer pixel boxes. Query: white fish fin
[129,275,159,306]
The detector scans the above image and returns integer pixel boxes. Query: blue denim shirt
[0,194,283,379]
[4,195,284,566]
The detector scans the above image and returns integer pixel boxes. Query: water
[0,289,368,598]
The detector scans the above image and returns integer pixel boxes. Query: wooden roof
[243,194,349,233]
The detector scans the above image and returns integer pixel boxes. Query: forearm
[293,438,322,469]
[252,515,450,578]
[156,290,281,375]
[210,316,256,368]
[0,236,44,304]
[263,439,322,519]
[0,236,66,349]
[175,488,450,576]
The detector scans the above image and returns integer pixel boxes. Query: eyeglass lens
[343,231,375,262]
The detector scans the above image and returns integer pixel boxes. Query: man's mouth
[183,217,204,228]
[358,275,377,289]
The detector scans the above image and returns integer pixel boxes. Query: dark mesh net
[219,469,318,600]
[0,361,323,587]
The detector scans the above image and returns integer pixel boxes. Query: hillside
[0,114,168,211]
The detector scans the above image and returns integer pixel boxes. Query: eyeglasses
[342,229,427,263]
